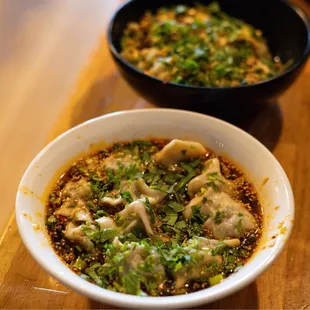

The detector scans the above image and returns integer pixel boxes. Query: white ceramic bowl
[16,109,294,308]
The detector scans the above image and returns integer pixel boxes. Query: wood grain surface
[0,0,120,234]
[0,1,310,309]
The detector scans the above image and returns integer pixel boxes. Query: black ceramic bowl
[108,0,310,117]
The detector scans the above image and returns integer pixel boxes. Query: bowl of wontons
[16,109,294,308]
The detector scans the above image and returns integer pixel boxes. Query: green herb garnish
[214,211,225,224]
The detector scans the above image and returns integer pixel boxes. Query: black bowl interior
[110,0,310,67]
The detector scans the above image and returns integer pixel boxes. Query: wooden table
[1,1,310,309]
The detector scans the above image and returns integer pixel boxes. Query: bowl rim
[15,109,295,308]
[107,0,310,91]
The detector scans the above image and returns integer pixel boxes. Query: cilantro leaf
[122,270,141,295]
[82,226,118,245]
[124,164,143,180]
[211,241,228,256]
[144,197,155,224]
[180,162,194,173]
[214,211,225,224]
[206,180,219,191]
[120,191,133,203]
[175,221,187,229]
[168,201,185,212]
[132,140,153,146]
[163,208,178,226]
[174,172,196,192]
[191,205,205,224]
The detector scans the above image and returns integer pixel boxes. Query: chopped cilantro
[168,201,184,212]
[120,191,133,203]
[189,159,201,169]
[149,185,171,194]
[211,242,228,256]
[47,215,56,224]
[180,162,194,173]
[237,212,244,233]
[207,172,225,183]
[122,270,141,295]
[124,164,143,180]
[208,274,224,286]
[214,211,225,224]
[82,226,118,246]
[191,205,205,224]
[73,257,87,271]
[144,197,155,224]
[174,172,196,192]
[85,265,108,287]
[132,140,153,146]
[90,179,109,197]
[203,196,209,203]
[207,180,219,191]
[95,209,109,218]
[142,151,151,162]
[163,208,178,226]
[175,221,187,229]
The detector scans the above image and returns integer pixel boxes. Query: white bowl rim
[15,108,294,308]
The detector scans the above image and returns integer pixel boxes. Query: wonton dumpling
[201,192,256,239]
[111,238,166,282]
[122,219,139,234]
[130,178,166,205]
[104,155,136,171]
[174,237,240,289]
[174,250,222,289]
[58,180,93,221]
[64,222,94,253]
[184,187,213,219]
[73,207,93,222]
[184,188,256,239]
[118,200,154,235]
[127,244,165,277]
[187,158,235,198]
[55,200,93,222]
[154,139,207,168]
[62,179,92,201]
[55,206,75,218]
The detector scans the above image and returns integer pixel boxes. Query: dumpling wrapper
[174,250,222,289]
[187,158,235,198]
[64,222,95,253]
[184,187,256,239]
[104,155,136,171]
[118,199,154,235]
[55,199,93,222]
[154,139,207,168]
[130,178,166,205]
[95,216,116,230]
[174,237,240,288]
[62,179,92,201]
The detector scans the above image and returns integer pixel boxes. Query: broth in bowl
[46,138,263,296]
